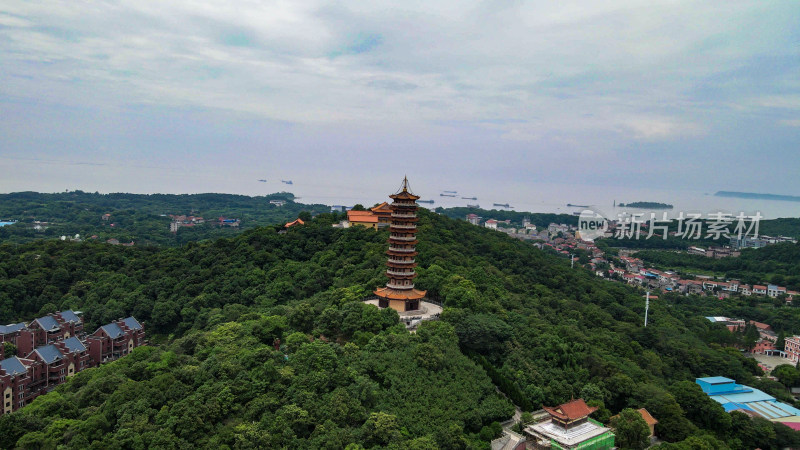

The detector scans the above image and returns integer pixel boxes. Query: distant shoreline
[715,191,800,203]
[618,201,673,209]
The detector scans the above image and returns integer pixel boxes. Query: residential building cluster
[730,235,797,250]
[466,214,547,240]
[169,214,205,232]
[702,317,799,361]
[605,254,798,302]
[466,214,800,304]
[169,214,240,232]
[0,311,144,416]
[687,245,740,258]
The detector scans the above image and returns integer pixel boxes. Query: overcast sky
[1,1,798,196]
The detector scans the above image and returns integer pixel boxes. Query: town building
[786,336,800,363]
[730,236,769,250]
[767,285,787,298]
[524,398,615,449]
[485,219,498,230]
[466,213,480,225]
[705,317,746,332]
[218,217,240,227]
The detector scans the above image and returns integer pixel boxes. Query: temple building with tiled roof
[525,398,615,449]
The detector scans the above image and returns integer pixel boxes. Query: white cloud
[1,0,798,194]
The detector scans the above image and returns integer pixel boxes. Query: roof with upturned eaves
[543,399,597,421]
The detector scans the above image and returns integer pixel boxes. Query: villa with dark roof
[0,313,144,416]
[16,310,85,355]
[87,317,145,365]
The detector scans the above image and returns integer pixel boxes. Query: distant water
[1,157,796,220]
[292,180,799,220]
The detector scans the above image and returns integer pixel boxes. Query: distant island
[715,191,800,202]
[618,201,673,209]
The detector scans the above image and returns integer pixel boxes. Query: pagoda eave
[374,287,427,300]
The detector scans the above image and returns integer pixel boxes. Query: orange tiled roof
[374,287,426,300]
[350,216,378,223]
[285,218,305,227]
[637,408,658,425]
[371,202,392,212]
[348,211,379,222]
[543,399,597,421]
[390,191,420,200]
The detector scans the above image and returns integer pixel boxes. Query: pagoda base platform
[364,298,442,329]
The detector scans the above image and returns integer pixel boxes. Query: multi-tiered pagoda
[374,177,427,312]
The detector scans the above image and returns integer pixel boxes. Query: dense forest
[0,191,330,247]
[1,208,799,448]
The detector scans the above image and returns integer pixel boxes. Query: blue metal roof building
[696,377,800,421]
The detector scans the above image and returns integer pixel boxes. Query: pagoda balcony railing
[385,282,415,290]
[390,224,417,230]
[391,213,417,219]
[387,258,415,264]
[389,235,417,241]
[388,246,416,253]
[386,270,417,277]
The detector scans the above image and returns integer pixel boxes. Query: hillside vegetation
[0,191,329,246]
[0,210,798,449]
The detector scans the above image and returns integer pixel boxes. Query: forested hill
[0,210,798,449]
[0,190,330,246]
